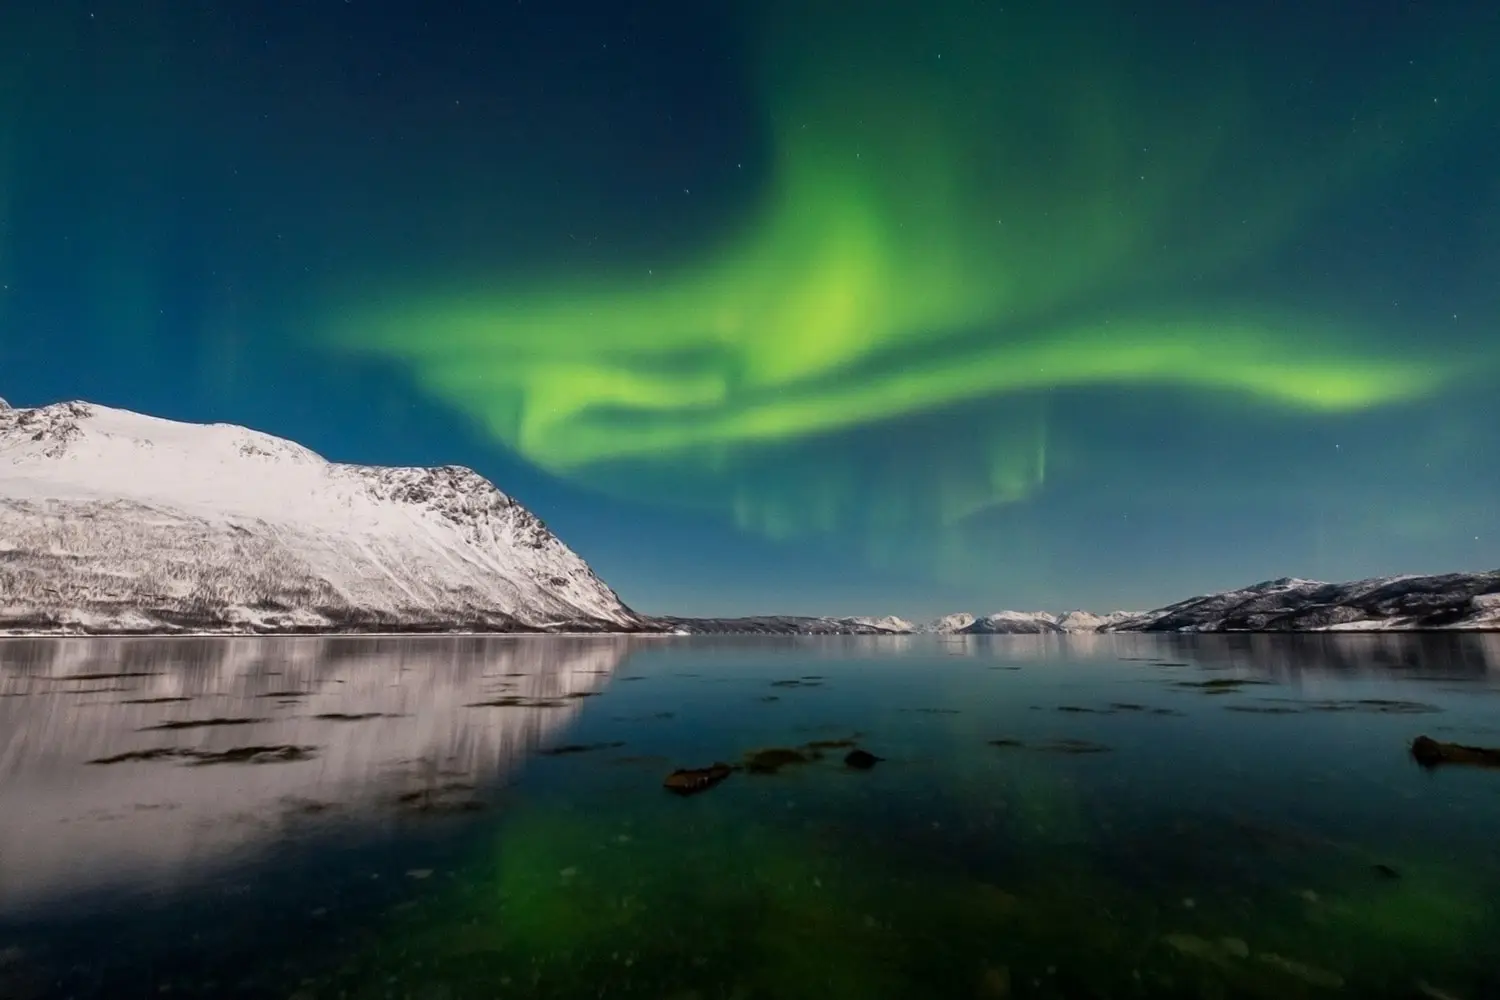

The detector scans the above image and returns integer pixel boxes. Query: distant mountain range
[669,572,1499,634]
[1,397,1496,635]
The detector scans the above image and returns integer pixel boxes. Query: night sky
[1,1,1497,618]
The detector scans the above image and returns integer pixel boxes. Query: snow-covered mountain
[915,612,977,634]
[847,614,916,633]
[904,573,1498,635]
[1055,609,1142,632]
[696,571,1500,636]
[657,615,907,635]
[962,610,1066,634]
[0,400,651,634]
[1105,571,1500,632]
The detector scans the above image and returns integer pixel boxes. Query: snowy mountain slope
[847,615,915,632]
[915,612,977,633]
[0,400,651,634]
[1054,609,1141,632]
[1104,570,1500,632]
[961,610,1065,634]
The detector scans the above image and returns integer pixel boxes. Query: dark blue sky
[1,1,1496,617]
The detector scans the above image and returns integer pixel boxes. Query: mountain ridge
[0,399,657,635]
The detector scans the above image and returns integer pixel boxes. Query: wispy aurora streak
[329,2,1475,561]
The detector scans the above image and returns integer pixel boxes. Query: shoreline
[1,626,1496,640]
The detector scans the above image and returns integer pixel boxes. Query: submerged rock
[743,747,816,774]
[843,749,882,770]
[538,741,626,756]
[1172,678,1269,693]
[1411,734,1500,769]
[1034,738,1112,754]
[88,745,317,765]
[1163,932,1230,963]
[663,762,733,795]
[138,716,266,731]
[1256,952,1344,989]
[978,964,1011,997]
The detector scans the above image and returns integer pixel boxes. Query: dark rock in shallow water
[1232,698,1442,716]
[1034,739,1112,754]
[985,736,1109,753]
[844,749,882,770]
[1172,678,1270,693]
[88,745,317,765]
[743,747,816,773]
[312,712,400,721]
[538,741,626,756]
[138,716,266,731]
[663,762,733,795]
[1411,734,1500,769]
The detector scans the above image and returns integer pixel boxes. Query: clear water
[2,633,1499,999]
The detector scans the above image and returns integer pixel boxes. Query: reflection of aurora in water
[272,636,1500,998]
[328,1,1497,570]
[3,635,1500,995]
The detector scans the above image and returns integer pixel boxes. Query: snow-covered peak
[3,401,346,513]
[1054,609,1108,631]
[963,610,1064,634]
[0,399,645,633]
[0,396,10,411]
[846,615,915,633]
[917,612,977,633]
[1056,609,1145,632]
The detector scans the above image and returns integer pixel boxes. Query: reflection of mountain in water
[1136,632,1500,679]
[909,632,1500,676]
[0,636,638,913]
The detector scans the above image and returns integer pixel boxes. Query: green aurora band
[328,2,1487,564]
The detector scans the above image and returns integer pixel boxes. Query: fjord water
[1,635,1498,999]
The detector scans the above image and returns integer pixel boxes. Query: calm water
[2,633,1499,999]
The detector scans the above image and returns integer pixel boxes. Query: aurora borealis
[1,1,1497,615]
